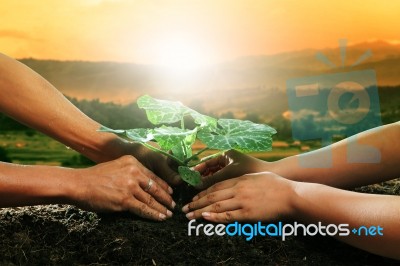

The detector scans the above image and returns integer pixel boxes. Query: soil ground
[0,180,399,265]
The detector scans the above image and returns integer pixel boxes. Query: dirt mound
[0,181,399,265]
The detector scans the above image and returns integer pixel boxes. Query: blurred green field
[0,131,83,166]
[0,131,308,167]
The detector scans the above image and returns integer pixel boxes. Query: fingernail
[192,195,199,201]
[167,210,173,218]
[171,201,176,209]
[182,204,189,213]
[202,212,211,217]
[186,212,194,219]
[168,186,173,194]
[159,213,167,220]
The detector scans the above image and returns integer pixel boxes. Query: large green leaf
[137,95,189,125]
[197,119,277,152]
[191,112,217,129]
[99,126,152,143]
[151,126,197,151]
[98,126,125,134]
[137,95,217,129]
[100,96,277,186]
[125,128,153,143]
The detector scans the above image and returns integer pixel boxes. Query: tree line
[0,86,398,141]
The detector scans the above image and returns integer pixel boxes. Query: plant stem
[140,142,185,166]
[187,150,227,167]
[180,118,190,159]
[184,147,209,164]
[181,140,188,157]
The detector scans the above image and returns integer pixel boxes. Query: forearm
[291,182,400,259]
[0,53,130,163]
[0,162,77,207]
[270,122,400,188]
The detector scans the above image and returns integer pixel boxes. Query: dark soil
[0,180,399,266]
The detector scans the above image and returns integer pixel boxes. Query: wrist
[83,134,131,163]
[277,178,302,220]
[58,168,87,206]
[289,181,323,222]
[267,156,301,181]
[263,159,283,176]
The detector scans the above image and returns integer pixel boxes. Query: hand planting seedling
[99,95,277,186]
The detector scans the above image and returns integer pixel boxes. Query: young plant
[99,95,277,186]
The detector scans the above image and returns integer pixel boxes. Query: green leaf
[171,145,186,161]
[197,119,277,152]
[178,166,201,186]
[125,128,153,143]
[99,126,153,143]
[137,95,188,125]
[152,126,197,151]
[191,112,217,129]
[100,96,277,186]
[137,95,217,129]
[98,126,125,134]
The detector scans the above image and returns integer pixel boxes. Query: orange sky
[0,0,399,66]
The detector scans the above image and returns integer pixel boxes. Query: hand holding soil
[184,171,295,222]
[72,155,175,221]
[193,150,272,189]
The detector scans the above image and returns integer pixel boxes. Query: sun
[151,35,211,75]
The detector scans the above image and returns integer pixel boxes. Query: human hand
[126,143,182,186]
[182,172,296,223]
[72,155,175,221]
[194,150,269,189]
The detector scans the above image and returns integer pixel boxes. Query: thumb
[195,164,238,190]
[158,157,182,186]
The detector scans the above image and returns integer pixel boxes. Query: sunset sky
[1,0,399,67]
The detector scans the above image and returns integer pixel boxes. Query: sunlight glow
[151,35,211,75]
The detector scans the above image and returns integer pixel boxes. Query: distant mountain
[19,40,400,118]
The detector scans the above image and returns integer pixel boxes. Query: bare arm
[184,172,400,259]
[0,53,119,163]
[196,122,400,189]
[0,53,177,219]
[0,53,179,184]
[0,156,175,221]
[272,122,400,188]
[293,180,400,259]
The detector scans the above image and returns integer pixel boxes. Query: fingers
[183,188,234,213]
[201,210,243,223]
[158,158,182,186]
[196,166,236,190]
[136,159,174,195]
[184,198,241,220]
[128,198,169,221]
[136,146,182,186]
[193,177,240,201]
[118,155,174,202]
[140,177,176,210]
[182,179,241,220]
[194,153,229,175]
[194,152,238,189]
[135,189,173,218]
[116,155,175,220]
[125,175,174,221]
